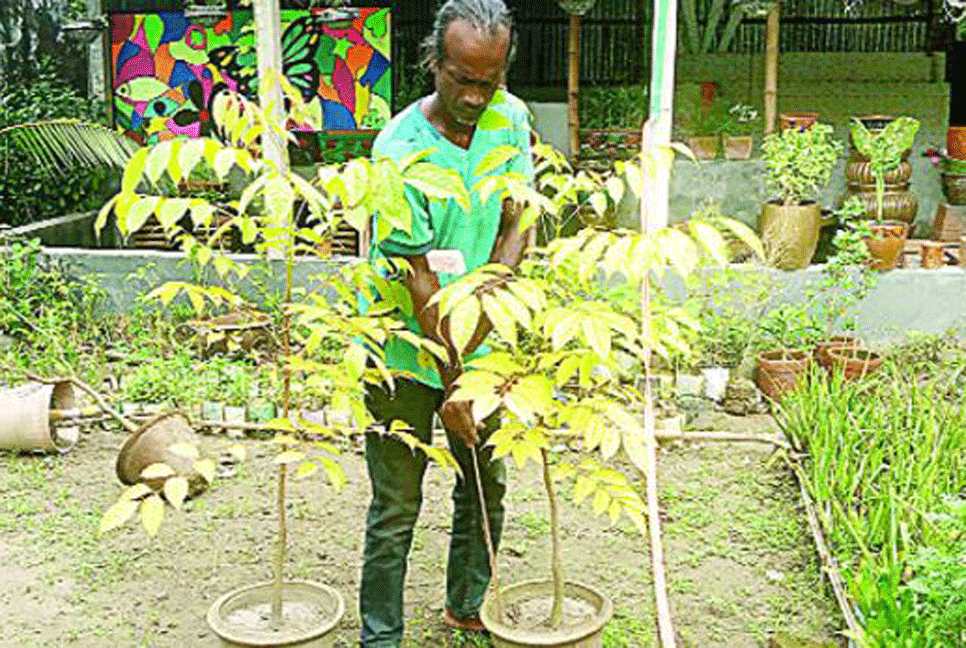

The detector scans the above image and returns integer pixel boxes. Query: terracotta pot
[724,135,754,160]
[826,347,884,382]
[933,203,965,241]
[759,201,822,270]
[779,113,819,131]
[116,411,208,497]
[941,172,966,206]
[757,350,811,402]
[948,126,966,161]
[845,159,913,186]
[814,337,861,370]
[687,136,719,160]
[845,183,918,225]
[920,240,946,269]
[864,221,909,271]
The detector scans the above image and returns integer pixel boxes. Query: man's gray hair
[420,0,517,70]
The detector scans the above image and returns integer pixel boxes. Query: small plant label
[426,249,466,275]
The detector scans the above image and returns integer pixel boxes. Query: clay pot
[845,184,918,225]
[845,159,913,186]
[779,113,819,131]
[826,347,884,382]
[756,350,811,402]
[724,135,753,160]
[933,203,965,241]
[0,381,77,453]
[920,240,946,269]
[687,136,719,160]
[948,126,966,161]
[759,201,822,270]
[941,172,966,206]
[814,337,861,371]
[864,221,909,271]
[116,411,208,496]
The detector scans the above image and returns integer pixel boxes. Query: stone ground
[0,412,840,648]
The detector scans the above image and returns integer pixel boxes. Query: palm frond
[0,120,141,175]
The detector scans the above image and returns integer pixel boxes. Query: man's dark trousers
[359,379,506,648]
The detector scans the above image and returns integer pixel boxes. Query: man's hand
[439,399,480,447]
[490,198,528,268]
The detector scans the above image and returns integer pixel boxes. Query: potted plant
[779,112,819,132]
[759,122,843,270]
[941,156,966,206]
[722,103,759,160]
[753,303,822,402]
[848,116,921,270]
[97,81,466,647]
[679,99,730,160]
[810,197,878,370]
[426,145,762,646]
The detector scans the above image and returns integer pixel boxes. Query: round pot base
[481,580,613,648]
[207,580,344,648]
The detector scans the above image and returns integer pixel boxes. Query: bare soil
[0,412,838,648]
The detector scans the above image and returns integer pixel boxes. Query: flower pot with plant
[810,197,878,369]
[722,103,759,160]
[680,100,730,161]
[848,116,920,270]
[846,116,920,231]
[753,303,822,402]
[97,81,467,647]
[421,141,763,646]
[779,112,819,132]
[759,122,843,270]
[941,157,966,206]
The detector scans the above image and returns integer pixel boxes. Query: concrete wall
[39,246,966,345]
[5,212,119,248]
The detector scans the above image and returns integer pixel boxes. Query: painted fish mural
[110,8,392,145]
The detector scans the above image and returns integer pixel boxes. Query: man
[360,0,533,646]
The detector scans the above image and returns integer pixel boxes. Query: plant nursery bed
[0,414,837,647]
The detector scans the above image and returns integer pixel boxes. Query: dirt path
[0,413,838,647]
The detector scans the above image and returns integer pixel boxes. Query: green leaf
[481,293,517,347]
[139,494,164,537]
[123,197,160,236]
[690,221,729,265]
[163,476,189,510]
[121,483,153,501]
[318,455,346,491]
[99,498,139,536]
[474,145,521,176]
[122,147,149,194]
[274,450,306,465]
[178,138,206,178]
[404,163,470,211]
[295,461,319,479]
[167,442,200,460]
[477,110,513,131]
[157,198,190,231]
[145,141,172,184]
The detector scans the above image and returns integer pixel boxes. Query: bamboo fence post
[568,13,581,160]
[764,2,780,135]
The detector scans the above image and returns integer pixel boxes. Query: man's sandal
[442,608,488,633]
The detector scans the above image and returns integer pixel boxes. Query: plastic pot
[759,202,822,270]
[0,380,77,453]
[756,350,811,402]
[480,580,613,648]
[864,221,909,271]
[207,580,344,648]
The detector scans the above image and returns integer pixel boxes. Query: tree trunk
[568,13,580,161]
[764,2,780,135]
[541,449,565,629]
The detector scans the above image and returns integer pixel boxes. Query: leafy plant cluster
[579,85,648,130]
[850,117,920,221]
[777,364,966,648]
[0,59,111,227]
[761,123,843,206]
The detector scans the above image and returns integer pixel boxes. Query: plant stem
[471,445,503,623]
[272,462,287,627]
[541,448,565,630]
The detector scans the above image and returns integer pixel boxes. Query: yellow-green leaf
[295,460,319,479]
[163,476,189,510]
[141,462,175,480]
[139,494,164,537]
[194,458,216,483]
[167,442,200,460]
[474,145,521,176]
[274,450,306,465]
[99,498,138,536]
[448,297,481,357]
[121,483,154,501]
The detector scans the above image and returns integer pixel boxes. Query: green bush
[760,123,842,206]
[0,60,112,227]
[579,85,648,130]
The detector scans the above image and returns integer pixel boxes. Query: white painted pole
[87,0,106,103]
[252,0,289,175]
[641,2,679,648]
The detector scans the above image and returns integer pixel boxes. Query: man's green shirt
[370,90,535,389]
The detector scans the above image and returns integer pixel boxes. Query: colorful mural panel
[110,8,392,145]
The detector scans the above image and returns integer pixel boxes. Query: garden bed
[0,412,837,648]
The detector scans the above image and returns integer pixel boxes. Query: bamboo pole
[764,2,780,134]
[568,13,581,161]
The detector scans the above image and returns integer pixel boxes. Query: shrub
[761,123,842,206]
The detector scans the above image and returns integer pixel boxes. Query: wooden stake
[764,2,780,135]
[568,13,581,161]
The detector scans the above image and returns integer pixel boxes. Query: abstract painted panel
[110,8,391,145]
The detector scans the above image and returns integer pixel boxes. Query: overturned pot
[207,580,344,648]
[480,580,613,648]
[0,380,78,453]
[116,411,207,496]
